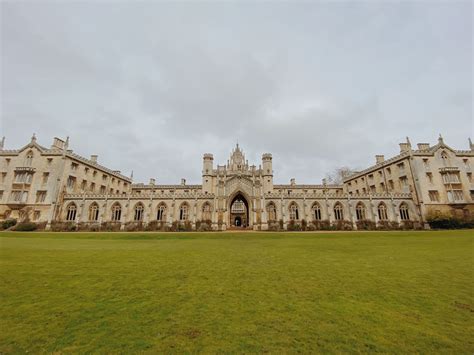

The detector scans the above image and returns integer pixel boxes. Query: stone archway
[229,193,249,228]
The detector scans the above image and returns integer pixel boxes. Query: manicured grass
[0,230,473,353]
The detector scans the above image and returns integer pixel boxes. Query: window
[15,172,33,183]
[179,203,189,221]
[442,172,460,184]
[100,185,106,194]
[463,159,470,169]
[81,180,87,191]
[378,203,388,221]
[134,203,144,221]
[266,202,277,221]
[355,203,366,220]
[399,203,410,220]
[157,204,166,221]
[423,159,429,170]
[388,180,394,190]
[90,182,96,192]
[428,190,439,202]
[102,174,107,181]
[202,203,211,221]
[0,190,3,201]
[397,162,405,174]
[312,203,321,220]
[334,203,343,221]
[11,191,28,202]
[25,151,33,166]
[386,167,391,176]
[88,203,99,221]
[67,176,76,189]
[111,203,121,221]
[35,191,47,203]
[447,190,463,202]
[71,162,78,171]
[470,190,474,200]
[66,203,77,221]
[441,151,448,162]
[468,173,472,182]
[42,172,49,184]
[426,173,433,183]
[289,202,299,221]
[370,185,376,194]
[399,177,409,187]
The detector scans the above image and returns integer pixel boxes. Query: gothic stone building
[0,135,473,230]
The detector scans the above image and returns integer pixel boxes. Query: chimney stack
[375,155,385,164]
[181,178,186,186]
[417,143,430,151]
[149,178,155,185]
[51,137,65,150]
[290,178,295,186]
[90,155,98,163]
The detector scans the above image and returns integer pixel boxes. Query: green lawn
[0,231,473,353]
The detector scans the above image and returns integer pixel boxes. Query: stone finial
[181,178,186,186]
[130,170,134,179]
[31,133,37,143]
[438,133,444,144]
[0,136,4,150]
[149,178,156,185]
[406,136,411,147]
[290,178,296,186]
[65,136,70,149]
[469,138,473,151]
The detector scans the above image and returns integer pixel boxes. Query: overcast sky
[1,1,472,184]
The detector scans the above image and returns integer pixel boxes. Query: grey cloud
[1,1,472,184]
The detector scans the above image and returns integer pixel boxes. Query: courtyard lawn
[0,231,473,353]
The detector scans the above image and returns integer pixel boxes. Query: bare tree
[324,166,358,185]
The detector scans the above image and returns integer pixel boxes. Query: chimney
[51,137,65,150]
[375,155,385,164]
[417,143,430,151]
[290,178,295,186]
[399,143,410,153]
[181,178,186,186]
[149,178,155,185]
[90,155,98,163]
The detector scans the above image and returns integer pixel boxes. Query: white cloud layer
[1,1,472,184]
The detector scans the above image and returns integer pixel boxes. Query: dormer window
[25,151,33,166]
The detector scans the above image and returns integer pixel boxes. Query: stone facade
[0,135,472,230]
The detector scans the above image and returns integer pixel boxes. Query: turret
[262,153,273,193]
[202,153,214,193]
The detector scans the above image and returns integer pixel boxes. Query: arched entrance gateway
[229,193,249,228]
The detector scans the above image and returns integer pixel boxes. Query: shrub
[356,219,377,230]
[267,220,281,231]
[301,219,307,231]
[124,222,144,232]
[287,220,302,231]
[77,222,101,232]
[51,221,76,232]
[426,212,474,229]
[332,220,353,231]
[197,220,212,231]
[377,221,400,230]
[312,220,332,230]
[101,222,122,232]
[13,222,38,231]
[146,221,167,231]
[1,219,17,230]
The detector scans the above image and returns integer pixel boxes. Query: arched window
[134,203,144,221]
[202,203,211,221]
[334,203,344,221]
[399,203,410,221]
[66,203,77,221]
[88,202,99,221]
[441,151,448,161]
[289,202,299,220]
[378,203,388,221]
[25,151,33,166]
[312,202,322,220]
[157,203,166,221]
[355,202,366,220]
[111,203,121,221]
[179,203,189,221]
[266,202,277,221]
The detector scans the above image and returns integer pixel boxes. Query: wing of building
[0,135,472,231]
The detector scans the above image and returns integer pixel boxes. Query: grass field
[0,230,473,353]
